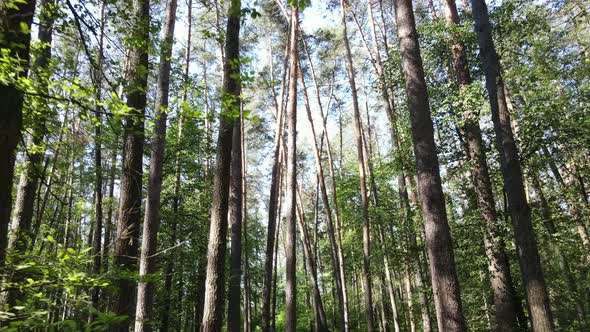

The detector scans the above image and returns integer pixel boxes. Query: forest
[0,0,588,331]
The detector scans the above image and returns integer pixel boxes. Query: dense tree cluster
[0,0,588,331]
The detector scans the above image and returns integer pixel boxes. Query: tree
[339,1,375,329]
[392,0,467,330]
[284,4,299,332]
[134,0,178,330]
[470,0,554,330]
[0,0,37,270]
[113,0,150,329]
[441,0,521,329]
[200,0,241,330]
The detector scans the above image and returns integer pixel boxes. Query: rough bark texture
[227,100,243,332]
[393,0,467,330]
[284,6,299,332]
[113,0,149,329]
[0,0,37,269]
[200,0,241,330]
[441,0,520,330]
[134,0,177,330]
[5,0,54,308]
[340,1,375,330]
[470,0,554,330]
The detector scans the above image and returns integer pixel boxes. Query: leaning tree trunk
[441,0,521,330]
[339,1,375,330]
[392,0,467,330]
[470,0,554,330]
[200,0,241,329]
[0,0,37,269]
[284,5,299,332]
[113,0,150,330]
[134,0,177,330]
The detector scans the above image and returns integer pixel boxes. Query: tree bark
[227,87,243,332]
[113,0,149,329]
[284,6,299,332]
[5,0,54,308]
[91,0,107,315]
[392,0,467,330]
[470,0,554,330]
[0,0,37,269]
[200,0,241,329]
[134,0,177,330]
[441,0,521,330]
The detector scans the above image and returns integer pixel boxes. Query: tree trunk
[0,0,37,269]
[200,0,241,329]
[392,0,467,330]
[241,113,252,332]
[262,22,291,332]
[113,0,149,329]
[227,88,244,332]
[441,0,521,330]
[296,187,329,331]
[301,34,350,332]
[531,175,587,329]
[339,1,375,330]
[470,0,554,330]
[284,6,299,332]
[134,0,177,330]
[5,0,54,308]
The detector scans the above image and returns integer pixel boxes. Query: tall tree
[5,0,55,308]
[134,0,178,330]
[91,0,107,314]
[0,0,37,269]
[200,0,241,329]
[284,4,299,332]
[392,0,467,330]
[339,1,375,329]
[113,0,150,329]
[470,0,554,330]
[227,49,244,332]
[441,0,521,329]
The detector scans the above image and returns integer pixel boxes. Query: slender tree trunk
[241,113,252,332]
[441,0,521,330]
[393,0,467,330]
[134,0,177,330]
[298,51,346,330]
[91,0,107,315]
[227,85,244,332]
[284,6,299,332]
[262,25,291,332]
[470,0,554,330]
[0,0,37,269]
[104,138,118,271]
[339,1,375,330]
[301,34,350,332]
[531,175,587,329]
[296,188,329,331]
[113,0,150,329]
[200,0,241,329]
